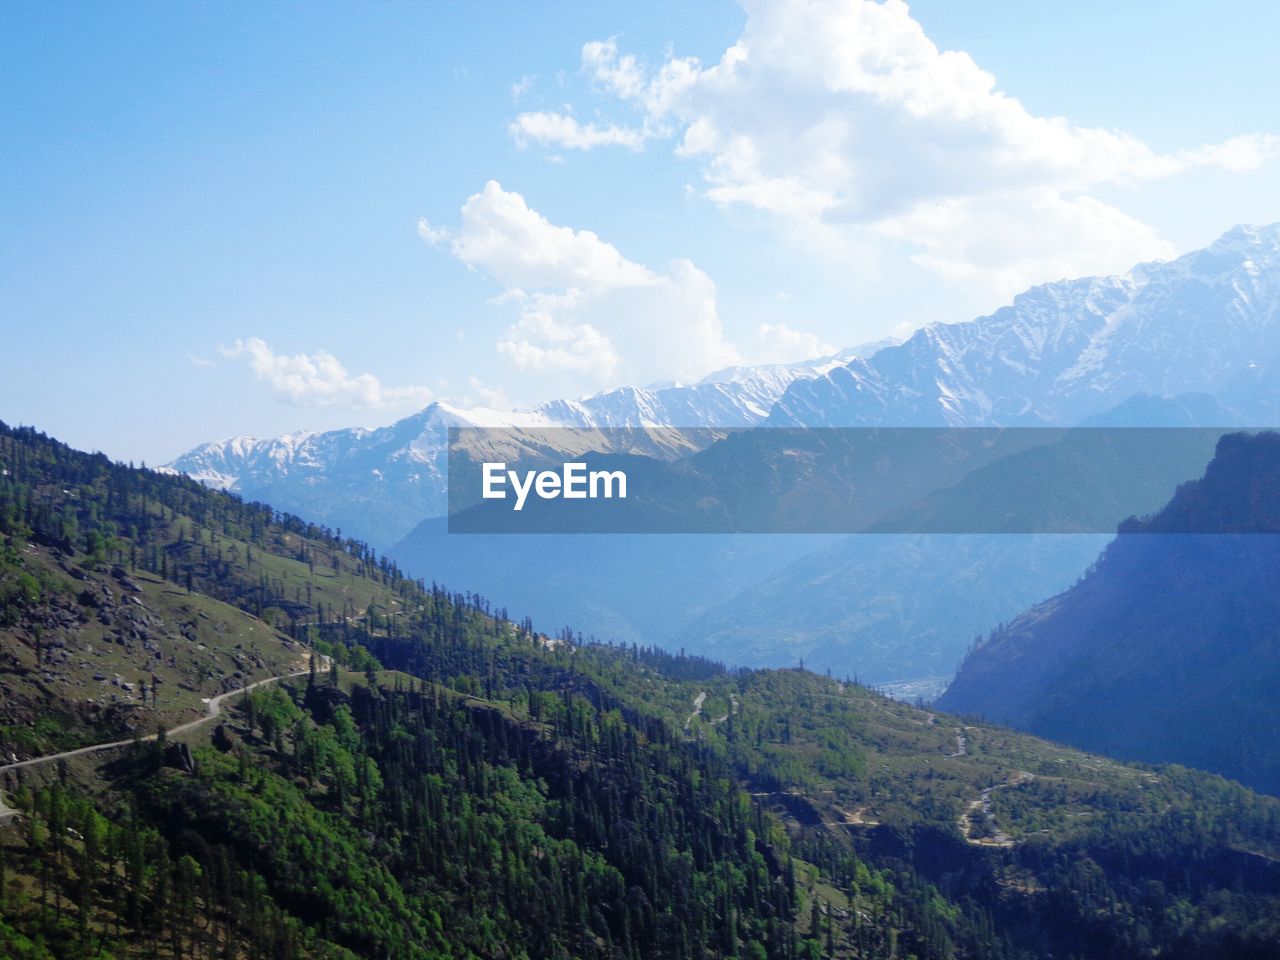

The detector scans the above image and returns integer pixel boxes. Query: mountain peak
[167,354,838,545]
[769,222,1280,429]
[1208,221,1280,251]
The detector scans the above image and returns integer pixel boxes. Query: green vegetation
[2,421,1280,959]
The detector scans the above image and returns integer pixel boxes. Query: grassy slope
[0,525,405,762]
[0,542,307,757]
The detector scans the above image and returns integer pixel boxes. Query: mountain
[938,430,1280,795]
[166,346,892,549]
[671,534,1111,690]
[536,345,897,427]
[402,227,1279,644]
[769,224,1280,428]
[418,394,1235,683]
[184,224,1280,692]
[390,524,840,645]
[7,422,1280,959]
[661,398,1232,687]
[163,401,566,550]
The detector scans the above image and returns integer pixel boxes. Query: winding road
[0,655,328,823]
[959,770,1035,847]
[946,727,969,758]
[685,691,708,728]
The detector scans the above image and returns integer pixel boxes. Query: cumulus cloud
[448,181,653,291]
[582,38,648,99]
[873,189,1177,293]
[510,111,646,151]
[461,377,516,410]
[516,0,1278,300]
[493,290,620,377]
[423,181,833,387]
[747,323,836,364]
[220,338,432,409]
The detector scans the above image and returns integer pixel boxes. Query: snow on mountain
[164,344,894,547]
[168,222,1280,552]
[162,403,555,547]
[769,224,1280,428]
[537,344,890,429]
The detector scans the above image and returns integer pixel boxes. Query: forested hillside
[2,422,1280,959]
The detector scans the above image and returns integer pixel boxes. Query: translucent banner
[446,427,1278,534]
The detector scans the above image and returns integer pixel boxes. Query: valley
[4,421,1280,958]
[9,4,1280,956]
[167,225,1280,694]
[940,431,1280,795]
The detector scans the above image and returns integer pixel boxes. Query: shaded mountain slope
[673,533,1110,686]
[940,431,1280,794]
[673,395,1236,684]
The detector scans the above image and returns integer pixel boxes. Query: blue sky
[2,0,1278,463]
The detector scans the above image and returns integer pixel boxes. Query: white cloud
[508,40,674,153]
[583,38,647,99]
[220,338,432,409]
[416,217,450,246]
[448,180,652,291]
[509,111,645,151]
[1178,133,1280,174]
[423,181,834,387]
[747,323,836,364]
[521,0,1278,302]
[185,351,217,369]
[493,290,620,377]
[873,189,1177,292]
[510,74,534,103]
[456,377,517,411]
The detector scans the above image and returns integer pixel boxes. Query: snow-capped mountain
[163,402,549,548]
[170,224,1280,689]
[769,224,1280,428]
[165,344,892,547]
[537,346,896,429]
[404,223,1280,683]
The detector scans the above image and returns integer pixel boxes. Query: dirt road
[0,656,327,822]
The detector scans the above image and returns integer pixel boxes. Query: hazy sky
[3,0,1279,463]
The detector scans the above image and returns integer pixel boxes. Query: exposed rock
[163,741,197,774]
[110,566,143,593]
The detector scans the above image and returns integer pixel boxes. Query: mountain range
[168,224,1280,689]
[767,223,1280,429]
[166,345,893,549]
[9,227,1280,956]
